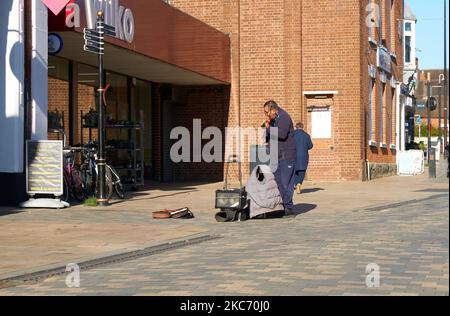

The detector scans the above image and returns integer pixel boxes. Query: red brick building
[45,0,404,186]
[415,69,449,135]
[46,0,232,186]
[169,0,404,181]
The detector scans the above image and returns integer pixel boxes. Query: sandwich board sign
[20,140,69,209]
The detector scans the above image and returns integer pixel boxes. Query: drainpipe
[366,159,371,181]
[238,0,241,160]
[24,0,32,165]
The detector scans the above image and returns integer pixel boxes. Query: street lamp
[425,73,438,163]
[432,84,443,152]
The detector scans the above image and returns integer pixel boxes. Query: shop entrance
[47,56,153,187]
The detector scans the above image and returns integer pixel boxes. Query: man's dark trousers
[295,170,306,185]
[273,159,296,209]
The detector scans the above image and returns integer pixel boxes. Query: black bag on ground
[215,155,248,222]
[215,208,249,222]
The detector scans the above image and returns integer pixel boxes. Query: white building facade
[403,4,417,84]
[0,0,48,203]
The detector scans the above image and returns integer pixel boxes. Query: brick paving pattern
[1,195,448,296]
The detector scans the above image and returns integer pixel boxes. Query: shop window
[78,63,99,145]
[48,56,70,144]
[106,72,129,124]
[133,79,153,169]
[104,72,130,169]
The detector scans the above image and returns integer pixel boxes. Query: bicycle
[49,128,85,202]
[80,142,125,200]
[62,148,86,202]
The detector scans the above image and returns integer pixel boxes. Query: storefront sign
[85,0,134,43]
[42,0,70,15]
[377,46,391,74]
[26,141,63,196]
[64,0,135,43]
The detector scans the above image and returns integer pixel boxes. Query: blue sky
[406,0,449,70]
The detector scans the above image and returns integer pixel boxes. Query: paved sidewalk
[0,171,447,281]
[1,191,448,296]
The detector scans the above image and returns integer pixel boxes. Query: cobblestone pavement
[1,194,448,296]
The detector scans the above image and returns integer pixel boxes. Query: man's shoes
[284,208,296,218]
[295,184,302,194]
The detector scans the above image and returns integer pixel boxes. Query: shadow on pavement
[252,203,317,220]
[292,203,317,216]
[0,208,24,217]
[298,188,325,194]
[108,189,200,206]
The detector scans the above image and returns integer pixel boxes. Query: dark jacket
[294,129,313,171]
[266,108,296,161]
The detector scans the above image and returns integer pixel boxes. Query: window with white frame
[380,82,386,146]
[369,78,377,145]
[405,36,412,63]
[390,87,396,146]
[405,22,412,32]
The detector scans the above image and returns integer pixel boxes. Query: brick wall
[172,0,392,181]
[364,0,403,170]
[171,0,303,182]
[301,0,364,181]
[171,85,229,182]
[47,0,405,183]
[48,77,70,143]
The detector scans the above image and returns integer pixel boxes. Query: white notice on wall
[311,108,332,139]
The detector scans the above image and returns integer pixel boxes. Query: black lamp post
[96,11,107,207]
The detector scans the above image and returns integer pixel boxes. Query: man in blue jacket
[294,122,313,194]
[264,100,297,216]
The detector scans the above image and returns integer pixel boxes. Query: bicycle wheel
[114,180,125,199]
[104,166,113,200]
[107,165,125,199]
[62,177,70,202]
[80,164,95,197]
[71,168,86,201]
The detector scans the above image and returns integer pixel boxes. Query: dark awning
[49,0,230,85]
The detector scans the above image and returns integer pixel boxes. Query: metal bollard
[429,148,436,178]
